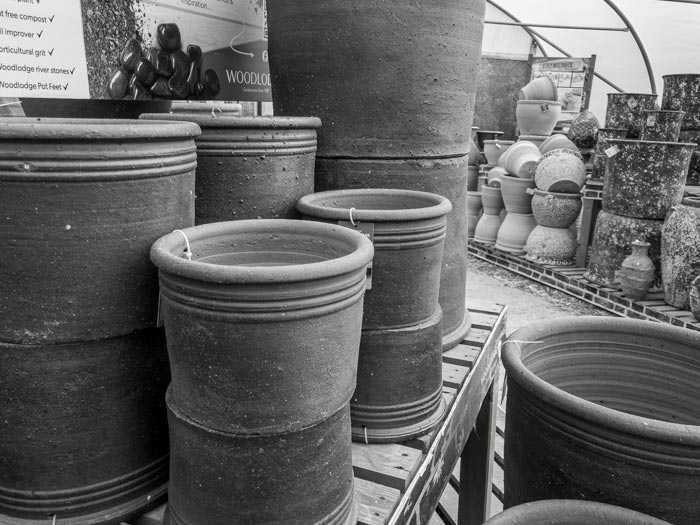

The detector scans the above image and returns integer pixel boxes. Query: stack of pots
[139,113,321,223]
[524,149,585,265]
[267,0,488,349]
[151,219,374,524]
[0,117,200,524]
[662,74,700,185]
[297,189,451,443]
[473,184,504,246]
[585,99,695,291]
[493,141,539,254]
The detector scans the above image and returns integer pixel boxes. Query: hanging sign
[530,56,595,122]
[0,0,271,102]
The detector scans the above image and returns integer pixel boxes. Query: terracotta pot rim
[0,117,201,139]
[140,114,322,129]
[502,316,700,443]
[295,188,452,222]
[150,219,374,284]
[608,138,697,148]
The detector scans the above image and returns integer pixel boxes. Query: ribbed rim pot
[296,189,451,442]
[0,117,199,344]
[140,114,321,223]
[661,74,700,130]
[485,500,671,525]
[150,219,374,433]
[602,138,695,219]
[502,316,700,524]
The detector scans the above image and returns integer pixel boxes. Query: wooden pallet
[469,242,700,332]
[124,304,507,525]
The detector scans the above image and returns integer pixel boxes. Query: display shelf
[123,303,507,525]
[469,241,700,332]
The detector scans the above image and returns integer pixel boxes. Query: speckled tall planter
[140,114,321,224]
[639,109,685,142]
[502,317,700,525]
[690,276,700,321]
[679,130,700,186]
[602,139,695,219]
[151,219,373,525]
[296,189,451,443]
[661,74,700,130]
[590,128,627,182]
[315,157,472,350]
[605,93,658,138]
[584,210,663,290]
[661,197,700,309]
[486,500,670,525]
[529,189,582,228]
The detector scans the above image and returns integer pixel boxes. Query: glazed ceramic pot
[661,197,700,308]
[534,148,586,193]
[495,212,537,254]
[481,185,504,215]
[518,75,557,101]
[500,174,535,214]
[620,240,655,300]
[524,225,577,266]
[483,139,514,165]
[585,210,663,290]
[661,74,700,130]
[139,114,322,224]
[639,109,685,142]
[539,133,578,155]
[487,500,670,525]
[605,93,658,138]
[296,189,451,442]
[151,219,373,525]
[516,100,562,136]
[473,213,503,246]
[501,140,541,178]
[475,130,504,150]
[502,316,700,525]
[590,127,628,182]
[529,189,582,228]
[602,138,695,219]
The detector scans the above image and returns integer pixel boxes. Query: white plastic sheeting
[482,0,700,123]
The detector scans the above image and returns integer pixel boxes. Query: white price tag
[605,145,620,158]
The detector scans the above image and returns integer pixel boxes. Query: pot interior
[519,328,700,426]
[304,192,439,212]
[197,250,329,267]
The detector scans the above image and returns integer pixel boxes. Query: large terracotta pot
[602,138,695,219]
[473,213,503,246]
[314,157,472,349]
[486,500,670,525]
[639,109,685,142]
[661,74,700,130]
[467,190,482,238]
[590,127,628,182]
[500,174,535,214]
[516,100,562,136]
[502,317,700,525]
[481,185,504,215]
[151,219,373,525]
[585,210,663,290]
[296,189,451,442]
[140,114,321,223]
[495,212,536,254]
[605,93,658,138]
[661,197,700,308]
[267,0,486,158]
[0,117,199,343]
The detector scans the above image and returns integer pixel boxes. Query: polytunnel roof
[481,0,700,121]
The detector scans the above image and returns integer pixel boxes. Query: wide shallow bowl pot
[502,316,700,525]
[487,500,671,525]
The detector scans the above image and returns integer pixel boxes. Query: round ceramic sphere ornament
[568,109,600,148]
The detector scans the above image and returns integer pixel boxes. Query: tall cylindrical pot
[297,189,450,442]
[584,210,663,290]
[590,127,628,182]
[605,93,658,138]
[679,129,700,185]
[151,219,373,524]
[140,114,321,223]
[639,109,685,142]
[0,117,199,343]
[661,197,700,308]
[661,74,700,130]
[602,139,695,219]
[502,317,700,525]
[267,0,486,158]
[485,500,671,525]
[315,156,472,350]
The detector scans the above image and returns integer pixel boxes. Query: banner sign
[0,0,271,101]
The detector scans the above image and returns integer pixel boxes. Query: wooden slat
[468,311,499,330]
[461,327,490,346]
[352,443,422,492]
[123,504,166,525]
[442,344,480,367]
[356,478,402,525]
[441,363,470,390]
